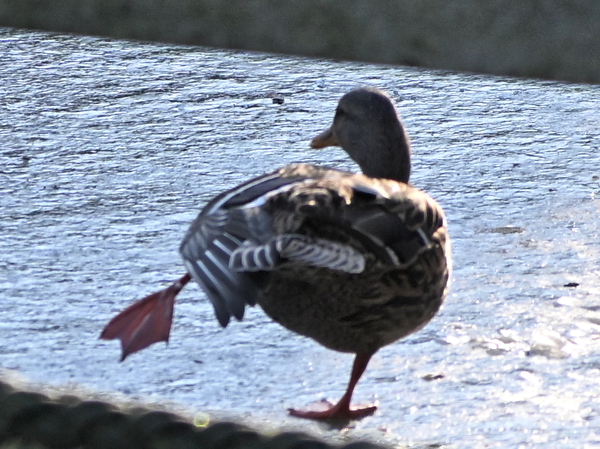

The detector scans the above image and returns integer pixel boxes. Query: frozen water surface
[1,28,600,448]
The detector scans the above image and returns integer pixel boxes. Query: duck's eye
[334,107,345,120]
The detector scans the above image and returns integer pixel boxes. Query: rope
[0,380,385,449]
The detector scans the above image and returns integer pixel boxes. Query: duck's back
[180,163,451,354]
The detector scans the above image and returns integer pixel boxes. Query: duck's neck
[351,126,411,184]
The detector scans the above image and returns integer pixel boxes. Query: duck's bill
[310,127,339,149]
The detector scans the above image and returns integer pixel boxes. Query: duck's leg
[100,273,191,361]
[289,352,376,421]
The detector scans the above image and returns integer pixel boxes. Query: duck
[101,87,451,421]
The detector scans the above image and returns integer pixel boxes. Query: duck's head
[311,87,411,183]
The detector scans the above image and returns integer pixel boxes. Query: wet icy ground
[1,28,600,448]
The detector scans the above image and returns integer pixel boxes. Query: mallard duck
[101,87,451,421]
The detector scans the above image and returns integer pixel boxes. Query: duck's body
[181,163,448,355]
[101,88,451,421]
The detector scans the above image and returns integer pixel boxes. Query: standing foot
[288,399,377,421]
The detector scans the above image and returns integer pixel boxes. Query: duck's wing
[179,168,308,327]
[343,177,449,267]
[333,175,451,333]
